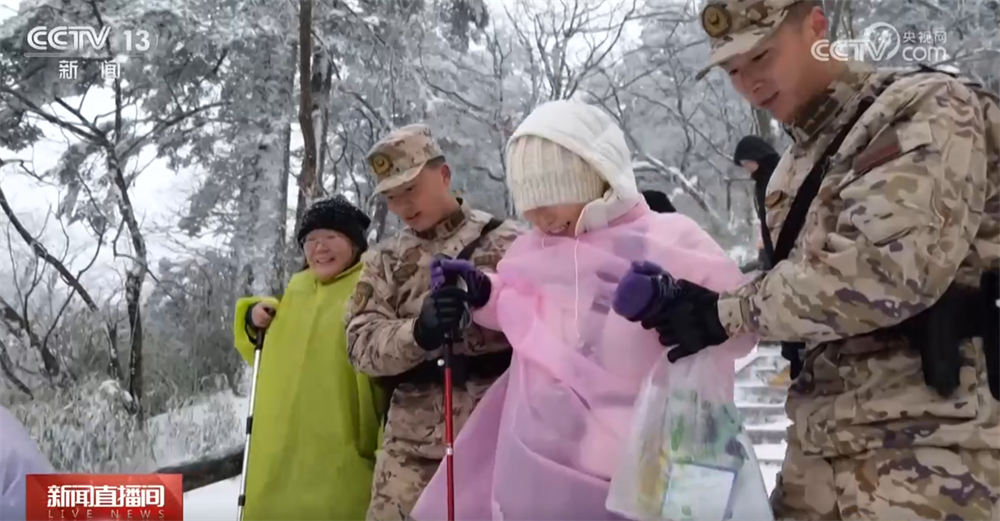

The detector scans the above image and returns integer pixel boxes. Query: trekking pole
[433,255,470,521]
[438,333,457,521]
[237,321,269,521]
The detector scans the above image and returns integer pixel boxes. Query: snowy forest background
[0,0,997,475]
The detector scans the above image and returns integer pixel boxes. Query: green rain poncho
[232,263,384,520]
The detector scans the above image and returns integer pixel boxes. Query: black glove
[899,273,998,400]
[413,286,470,351]
[639,279,730,363]
[781,342,804,380]
[900,283,984,398]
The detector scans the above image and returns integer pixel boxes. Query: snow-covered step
[745,420,790,445]
[735,343,789,456]
[736,344,781,377]
[743,350,786,370]
[735,402,787,424]
[736,349,788,384]
[754,342,783,352]
[748,364,788,385]
[760,463,781,495]
[735,343,780,370]
[752,442,787,465]
[735,381,787,405]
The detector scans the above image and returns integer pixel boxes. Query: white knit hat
[506,136,607,213]
[506,100,641,233]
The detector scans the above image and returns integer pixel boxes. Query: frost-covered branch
[502,0,641,101]
[0,295,53,377]
[0,178,125,384]
[0,87,103,144]
[0,184,103,319]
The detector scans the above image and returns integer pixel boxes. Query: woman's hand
[430,257,492,309]
[250,303,276,329]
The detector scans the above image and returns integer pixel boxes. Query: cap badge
[701,4,733,38]
[370,154,393,177]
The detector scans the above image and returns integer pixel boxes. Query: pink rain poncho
[411,206,754,520]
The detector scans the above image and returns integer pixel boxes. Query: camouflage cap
[366,123,444,194]
[695,0,802,80]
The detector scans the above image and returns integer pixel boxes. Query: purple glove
[614,260,728,363]
[612,261,681,321]
[430,257,492,309]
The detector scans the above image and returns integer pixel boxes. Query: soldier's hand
[250,303,276,330]
[613,262,729,363]
[649,291,730,363]
[413,287,470,351]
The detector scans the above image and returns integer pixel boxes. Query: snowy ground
[150,391,248,520]
[147,390,249,469]
[185,476,242,520]
[757,446,784,493]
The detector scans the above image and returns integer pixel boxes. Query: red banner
[25,474,183,520]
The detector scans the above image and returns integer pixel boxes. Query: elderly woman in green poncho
[233,195,384,520]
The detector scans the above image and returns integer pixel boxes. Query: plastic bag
[606,352,775,521]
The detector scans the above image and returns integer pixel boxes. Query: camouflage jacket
[345,201,522,459]
[717,63,999,457]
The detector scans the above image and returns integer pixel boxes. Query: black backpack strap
[912,64,988,93]
[770,98,876,265]
[915,63,948,76]
[760,208,776,270]
[770,97,876,375]
[457,217,504,260]
[910,64,961,82]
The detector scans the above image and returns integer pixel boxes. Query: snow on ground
[147,391,247,520]
[185,476,242,520]
[155,393,248,518]
[760,464,780,495]
[147,390,249,469]
[755,443,787,494]
[755,443,787,463]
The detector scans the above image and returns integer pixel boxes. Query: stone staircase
[735,343,790,479]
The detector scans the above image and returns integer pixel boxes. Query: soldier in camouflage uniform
[345,123,522,521]
[619,0,999,519]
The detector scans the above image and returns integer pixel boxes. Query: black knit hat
[733,136,779,165]
[296,195,372,253]
[642,190,676,213]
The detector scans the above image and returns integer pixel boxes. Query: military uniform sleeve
[717,76,988,342]
[345,248,428,376]
[456,219,523,356]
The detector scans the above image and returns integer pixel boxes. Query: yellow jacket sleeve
[354,372,387,459]
[233,296,281,365]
